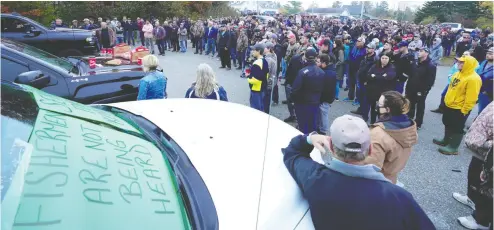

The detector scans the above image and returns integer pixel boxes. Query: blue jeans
[281,58,287,78]
[195,37,203,53]
[250,91,264,112]
[180,40,187,52]
[263,88,271,114]
[230,48,237,65]
[478,93,491,114]
[335,80,343,99]
[236,50,245,68]
[318,102,331,135]
[344,63,350,88]
[295,103,320,135]
[206,38,216,56]
[145,38,154,53]
[156,39,165,54]
[126,31,135,46]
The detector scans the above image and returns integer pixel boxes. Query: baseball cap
[366,43,376,49]
[419,47,430,53]
[251,43,265,51]
[287,33,296,39]
[357,37,365,43]
[305,48,317,60]
[330,115,370,154]
[264,42,274,50]
[488,47,494,54]
[398,41,409,47]
[271,33,278,40]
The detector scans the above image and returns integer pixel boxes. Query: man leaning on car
[282,115,435,229]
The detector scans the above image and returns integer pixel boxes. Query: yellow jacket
[444,56,482,115]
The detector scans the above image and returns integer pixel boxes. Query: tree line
[414,1,493,28]
[1,1,238,25]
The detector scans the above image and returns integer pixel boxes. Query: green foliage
[371,1,390,18]
[394,7,415,22]
[363,1,374,14]
[420,16,437,25]
[4,1,235,25]
[281,1,303,15]
[332,1,342,8]
[1,1,57,25]
[414,1,492,27]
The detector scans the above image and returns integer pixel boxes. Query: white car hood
[110,99,318,230]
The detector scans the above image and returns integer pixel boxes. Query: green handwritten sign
[2,109,191,230]
[21,85,140,134]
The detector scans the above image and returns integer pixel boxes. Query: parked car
[253,15,276,24]
[440,22,463,33]
[1,38,146,104]
[1,13,97,57]
[1,81,316,230]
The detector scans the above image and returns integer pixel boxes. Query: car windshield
[1,83,192,230]
[2,39,77,74]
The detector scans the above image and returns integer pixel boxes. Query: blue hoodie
[477,60,493,98]
[349,46,366,68]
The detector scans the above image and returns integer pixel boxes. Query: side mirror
[15,71,50,89]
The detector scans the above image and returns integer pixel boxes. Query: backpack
[187,88,220,100]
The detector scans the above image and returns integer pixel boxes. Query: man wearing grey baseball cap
[282,115,433,229]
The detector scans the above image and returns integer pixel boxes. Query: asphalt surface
[158,42,477,230]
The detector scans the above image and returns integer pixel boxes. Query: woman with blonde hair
[364,91,418,185]
[137,55,167,100]
[185,63,228,101]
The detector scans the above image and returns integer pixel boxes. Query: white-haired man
[282,115,434,229]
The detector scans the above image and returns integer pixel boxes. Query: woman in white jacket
[142,20,155,54]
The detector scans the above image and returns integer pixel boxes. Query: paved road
[159,43,476,230]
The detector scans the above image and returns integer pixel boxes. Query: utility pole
[256,0,259,15]
[360,1,364,18]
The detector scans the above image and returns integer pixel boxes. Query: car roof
[110,99,315,229]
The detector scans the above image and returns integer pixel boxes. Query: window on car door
[0,57,30,82]
[1,18,31,33]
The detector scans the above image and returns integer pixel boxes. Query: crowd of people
[52,14,493,229]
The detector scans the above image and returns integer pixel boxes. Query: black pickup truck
[1,13,97,57]
[1,38,147,104]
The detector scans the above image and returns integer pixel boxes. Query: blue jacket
[282,135,435,230]
[320,65,337,104]
[137,71,167,100]
[291,62,326,105]
[205,26,218,39]
[477,60,493,99]
[349,46,366,68]
[185,84,228,101]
